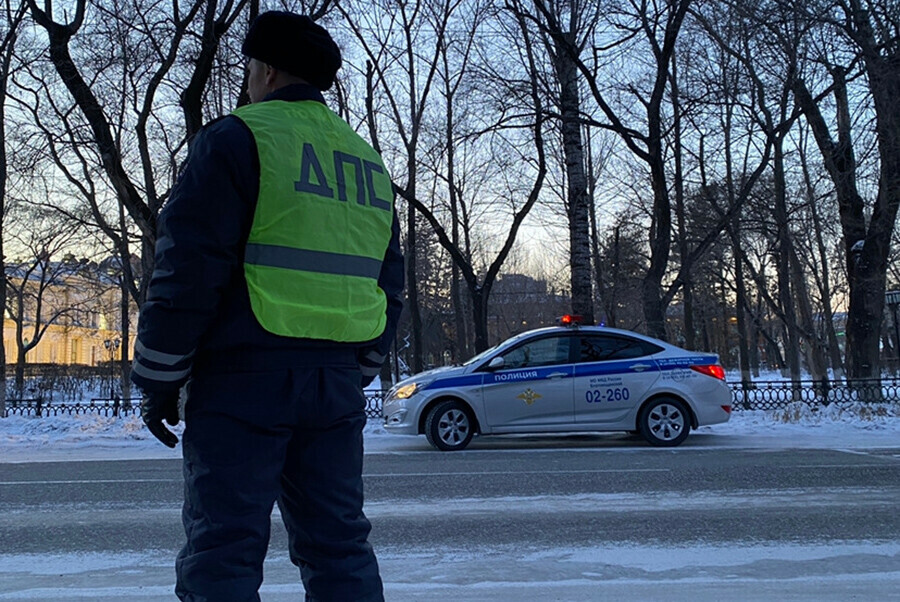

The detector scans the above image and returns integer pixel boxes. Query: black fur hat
[242,11,342,91]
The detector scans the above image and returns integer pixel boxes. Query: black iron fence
[3,393,387,419]
[3,397,142,418]
[4,379,900,419]
[730,378,900,410]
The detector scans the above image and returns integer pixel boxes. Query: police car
[383,316,731,450]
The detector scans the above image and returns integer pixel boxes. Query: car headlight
[392,383,418,400]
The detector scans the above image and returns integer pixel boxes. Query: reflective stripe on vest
[233,100,393,342]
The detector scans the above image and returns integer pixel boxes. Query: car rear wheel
[639,397,690,447]
[425,400,474,451]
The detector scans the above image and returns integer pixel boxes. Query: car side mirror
[486,356,505,371]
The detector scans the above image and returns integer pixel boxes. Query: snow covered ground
[1,400,899,462]
[2,405,899,601]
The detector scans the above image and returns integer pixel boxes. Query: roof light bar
[557,314,584,327]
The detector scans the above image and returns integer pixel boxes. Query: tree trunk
[793,62,898,382]
[471,287,488,353]
[589,189,604,324]
[554,32,593,324]
[642,146,671,340]
[749,303,761,377]
[406,191,423,373]
[607,226,620,328]
[445,65,468,363]
[772,139,801,382]
[846,0,900,382]
[179,0,223,139]
[790,246,828,382]
[731,220,752,385]
[670,52,693,349]
[378,352,393,389]
[119,276,132,408]
[800,132,845,378]
[15,347,25,396]
[0,51,8,417]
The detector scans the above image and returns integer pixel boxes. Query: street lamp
[103,339,121,399]
[886,291,900,373]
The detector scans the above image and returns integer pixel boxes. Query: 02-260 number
[585,387,630,403]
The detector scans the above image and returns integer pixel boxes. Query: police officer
[132,11,402,602]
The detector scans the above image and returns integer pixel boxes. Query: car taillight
[691,364,726,381]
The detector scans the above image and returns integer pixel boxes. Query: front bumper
[382,401,419,434]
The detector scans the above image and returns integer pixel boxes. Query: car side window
[501,337,571,369]
[579,335,661,362]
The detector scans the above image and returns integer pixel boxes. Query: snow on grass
[1,400,898,463]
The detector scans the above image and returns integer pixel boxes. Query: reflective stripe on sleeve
[132,361,192,383]
[135,340,194,366]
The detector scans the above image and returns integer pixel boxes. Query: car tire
[425,400,475,451]
[638,397,691,447]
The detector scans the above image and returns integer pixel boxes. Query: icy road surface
[1,404,899,601]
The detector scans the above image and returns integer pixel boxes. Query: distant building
[488,273,569,343]
[3,258,137,367]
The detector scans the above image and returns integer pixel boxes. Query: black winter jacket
[131,85,404,393]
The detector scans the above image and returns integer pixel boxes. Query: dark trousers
[174,361,383,602]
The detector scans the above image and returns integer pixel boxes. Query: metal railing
[3,393,387,419]
[3,397,142,417]
[3,380,898,419]
[730,378,900,410]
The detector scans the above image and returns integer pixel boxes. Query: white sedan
[383,318,732,450]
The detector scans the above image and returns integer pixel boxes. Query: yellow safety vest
[232,100,394,342]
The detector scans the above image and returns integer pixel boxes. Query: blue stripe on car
[421,374,484,390]
[484,366,574,384]
[420,355,718,392]
[574,361,659,377]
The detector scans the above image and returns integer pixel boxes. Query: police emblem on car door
[482,336,575,427]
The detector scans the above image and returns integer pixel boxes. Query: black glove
[358,348,385,388]
[141,390,180,448]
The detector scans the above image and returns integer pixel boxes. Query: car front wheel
[425,400,474,451]
[638,397,691,447]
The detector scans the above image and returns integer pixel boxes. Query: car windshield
[460,330,537,367]
[461,344,500,366]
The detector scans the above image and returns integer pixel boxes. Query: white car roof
[495,325,687,353]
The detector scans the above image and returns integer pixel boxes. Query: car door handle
[546,372,568,379]
[629,363,652,372]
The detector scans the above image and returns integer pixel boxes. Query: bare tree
[0,0,27,416]
[528,0,693,339]
[788,0,900,380]
[4,207,85,393]
[387,3,550,352]
[796,123,846,377]
[514,0,603,324]
[339,0,454,372]
[25,0,246,302]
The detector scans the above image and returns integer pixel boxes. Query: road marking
[363,486,900,517]
[0,478,177,486]
[0,469,671,486]
[364,468,671,477]
[794,463,900,469]
[837,449,877,457]
[836,449,900,461]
